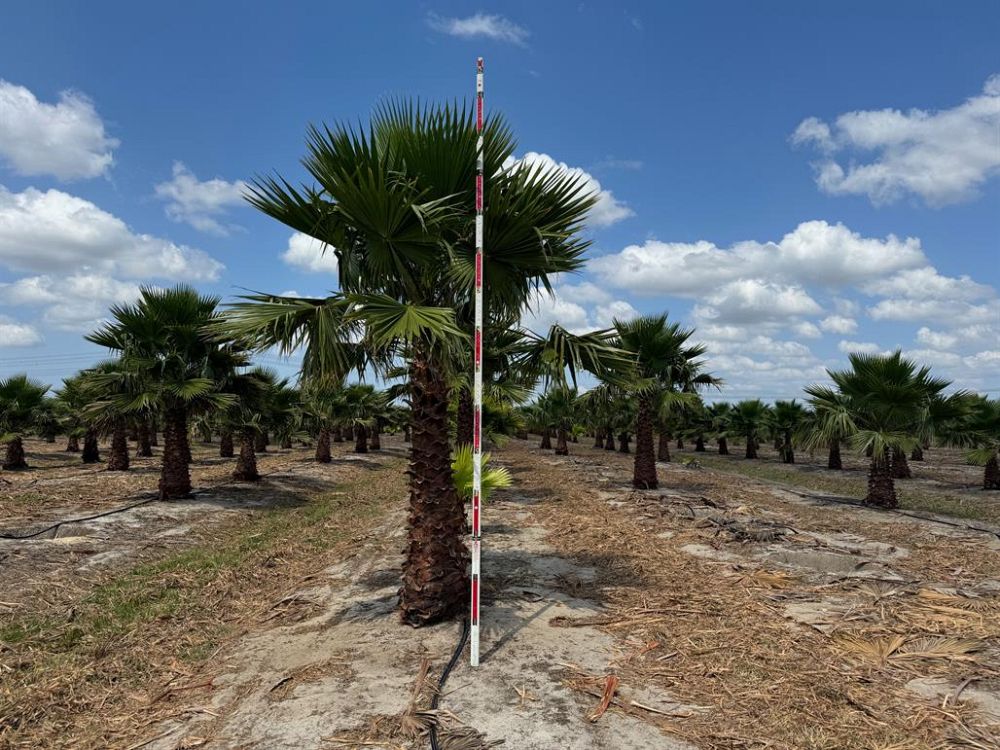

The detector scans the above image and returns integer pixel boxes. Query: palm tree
[87,286,238,499]
[343,384,384,454]
[81,360,138,472]
[0,374,50,470]
[771,399,808,464]
[938,395,999,490]
[731,400,771,459]
[819,351,949,508]
[707,402,733,455]
[804,388,854,470]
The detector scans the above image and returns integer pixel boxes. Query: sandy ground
[3,436,1000,749]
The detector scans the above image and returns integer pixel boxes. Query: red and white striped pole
[470,56,485,667]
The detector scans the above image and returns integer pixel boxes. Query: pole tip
[477,57,484,70]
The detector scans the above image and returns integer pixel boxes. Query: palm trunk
[676,437,684,449]
[370,427,381,450]
[983,455,1000,490]
[658,432,671,462]
[82,428,101,464]
[781,431,794,464]
[718,437,729,455]
[540,427,552,450]
[354,424,368,453]
[233,428,260,481]
[694,436,705,452]
[866,451,897,508]
[219,429,234,458]
[604,430,616,451]
[149,418,159,447]
[107,424,130,471]
[137,421,153,457]
[632,395,657,489]
[828,441,842,470]
[745,436,758,460]
[404,425,412,442]
[65,435,80,452]
[3,437,27,470]
[456,388,473,447]
[399,351,468,627]
[890,447,911,479]
[618,432,630,454]
[315,427,332,463]
[593,428,604,449]
[333,426,344,443]
[910,446,924,462]
[555,427,569,456]
[159,406,192,499]
[255,431,268,453]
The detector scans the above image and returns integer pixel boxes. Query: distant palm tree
[803,388,854,470]
[731,400,772,460]
[0,374,50,470]
[940,395,999,491]
[771,399,808,464]
[707,402,734,455]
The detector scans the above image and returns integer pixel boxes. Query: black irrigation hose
[429,617,470,750]
[0,496,159,540]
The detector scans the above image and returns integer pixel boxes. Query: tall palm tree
[0,374,50,470]
[818,351,949,508]
[87,286,238,499]
[222,96,606,627]
[731,399,772,459]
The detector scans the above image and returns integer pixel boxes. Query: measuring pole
[470,56,485,667]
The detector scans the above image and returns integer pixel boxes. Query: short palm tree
[707,402,734,455]
[771,399,808,464]
[804,388,854,470]
[942,396,1000,491]
[731,399,772,459]
[0,374,50,470]
[819,351,949,508]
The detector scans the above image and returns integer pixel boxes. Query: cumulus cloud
[503,152,634,228]
[427,13,529,45]
[819,315,857,334]
[591,220,925,296]
[838,340,883,355]
[0,316,42,346]
[0,80,118,180]
[154,162,247,235]
[693,280,821,326]
[521,286,636,334]
[0,186,222,281]
[0,274,143,332]
[792,74,1000,205]
[281,232,338,274]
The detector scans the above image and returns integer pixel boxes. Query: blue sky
[0,1,998,399]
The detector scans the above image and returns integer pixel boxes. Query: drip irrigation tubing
[429,617,470,750]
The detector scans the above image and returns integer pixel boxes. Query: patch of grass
[695,454,1000,525]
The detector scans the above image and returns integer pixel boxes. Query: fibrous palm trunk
[370,427,381,450]
[219,429,234,458]
[618,432,630,454]
[694,436,705,452]
[281,435,292,449]
[315,428,331,463]
[555,427,569,456]
[404,426,412,442]
[890,447,911,479]
[632,395,657,489]
[745,437,758,460]
[828,441,842,470]
[658,432,671,462]
[82,429,101,464]
[255,431,268,453]
[399,352,468,627]
[3,437,27,470]
[233,429,260,481]
[540,428,552,451]
[910,446,924,462]
[604,430,616,451]
[593,428,604,449]
[149,418,158,447]
[108,424,130,471]
[354,424,368,453]
[456,388,473,447]
[781,432,794,464]
[718,437,729,455]
[159,406,192,499]
[984,456,1000,490]
[866,451,897,508]
[333,426,344,443]
[676,438,684,449]
[137,421,153,457]
[65,435,80,452]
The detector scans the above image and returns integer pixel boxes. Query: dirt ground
[3,436,1000,749]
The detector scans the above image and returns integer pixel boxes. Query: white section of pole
[470,56,485,668]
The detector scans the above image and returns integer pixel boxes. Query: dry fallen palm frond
[855,581,907,601]
[833,633,907,664]
[733,569,795,589]
[916,588,1000,613]
[893,636,985,662]
[946,722,1000,749]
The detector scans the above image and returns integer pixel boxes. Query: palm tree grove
[1,5,998,749]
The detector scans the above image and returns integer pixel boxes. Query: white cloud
[0,316,41,346]
[819,315,857,334]
[154,162,247,235]
[281,232,338,274]
[503,152,633,228]
[792,74,1000,205]
[693,280,821,326]
[591,220,925,295]
[0,274,142,332]
[521,286,635,334]
[861,266,993,302]
[0,81,118,181]
[792,321,822,339]
[0,186,222,281]
[427,13,529,45]
[838,340,883,354]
